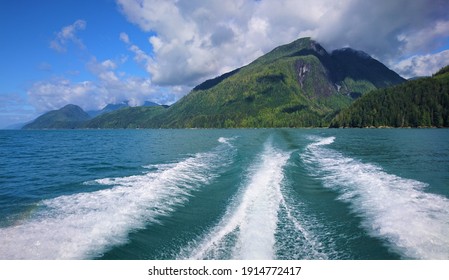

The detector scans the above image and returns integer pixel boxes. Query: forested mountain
[85,105,168,129]
[87,101,160,117]
[23,101,161,129]
[24,38,407,129]
[330,66,449,128]
[87,102,130,117]
[23,104,91,129]
[85,37,405,128]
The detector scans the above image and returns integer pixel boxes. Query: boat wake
[183,140,330,260]
[302,136,449,259]
[0,138,235,259]
[184,141,290,259]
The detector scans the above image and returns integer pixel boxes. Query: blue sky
[1,0,449,128]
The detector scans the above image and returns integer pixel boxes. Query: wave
[183,140,291,260]
[302,136,449,259]
[0,137,235,259]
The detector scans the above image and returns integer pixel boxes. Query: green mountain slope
[147,37,405,128]
[85,105,168,128]
[330,66,449,128]
[51,37,405,129]
[23,104,91,129]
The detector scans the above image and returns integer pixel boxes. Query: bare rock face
[296,61,310,89]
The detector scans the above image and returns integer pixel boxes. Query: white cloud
[397,20,449,54]
[28,78,97,112]
[116,0,449,85]
[27,0,449,117]
[392,50,449,78]
[119,32,130,44]
[27,56,187,113]
[50,20,87,53]
[29,23,193,115]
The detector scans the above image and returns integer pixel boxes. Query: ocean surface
[0,129,448,260]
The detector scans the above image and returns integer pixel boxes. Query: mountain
[23,104,91,129]
[154,38,405,128]
[329,48,405,88]
[87,101,130,117]
[21,100,162,129]
[84,105,167,129]
[90,37,403,128]
[4,121,31,130]
[143,101,160,107]
[330,65,449,128]
[87,101,160,117]
[26,37,406,129]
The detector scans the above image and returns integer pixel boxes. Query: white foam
[186,141,290,260]
[309,136,335,147]
[303,136,449,259]
[276,196,330,259]
[0,138,235,259]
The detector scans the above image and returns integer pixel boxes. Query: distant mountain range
[144,38,404,128]
[86,101,160,117]
[23,104,91,129]
[86,101,130,118]
[24,37,426,129]
[22,101,160,129]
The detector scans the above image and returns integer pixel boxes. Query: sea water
[0,129,448,260]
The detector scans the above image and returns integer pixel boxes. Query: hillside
[155,38,404,128]
[23,104,91,129]
[84,105,168,128]
[84,37,405,128]
[25,38,406,129]
[330,66,449,128]
[22,101,161,129]
[87,101,160,117]
[87,102,130,117]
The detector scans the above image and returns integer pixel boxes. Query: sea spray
[275,195,331,259]
[186,140,290,260]
[302,136,449,259]
[0,137,235,259]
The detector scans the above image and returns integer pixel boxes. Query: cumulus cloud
[27,57,186,113]
[50,19,87,52]
[28,78,98,112]
[120,32,155,74]
[397,20,449,54]
[29,21,190,114]
[392,50,449,78]
[116,0,449,84]
[25,0,449,117]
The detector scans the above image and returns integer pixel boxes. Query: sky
[1,0,449,128]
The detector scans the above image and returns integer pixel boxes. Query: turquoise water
[0,129,448,260]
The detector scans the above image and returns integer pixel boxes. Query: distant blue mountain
[143,101,160,107]
[23,104,91,129]
[87,101,129,117]
[4,122,30,130]
[87,101,159,117]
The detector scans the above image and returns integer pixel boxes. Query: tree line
[330,68,449,128]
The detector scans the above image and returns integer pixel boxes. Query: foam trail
[186,141,290,260]
[275,195,330,259]
[0,138,235,259]
[303,136,449,259]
